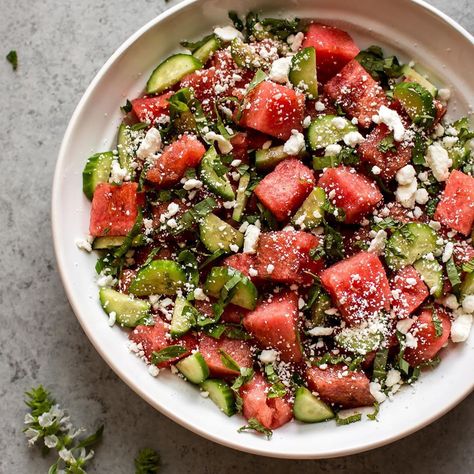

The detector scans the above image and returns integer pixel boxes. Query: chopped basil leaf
[412,132,428,165]
[120,99,132,114]
[462,259,474,273]
[335,412,362,426]
[228,11,244,31]
[114,210,143,258]
[356,45,403,84]
[219,350,241,372]
[205,324,228,339]
[432,311,443,338]
[140,247,161,270]
[6,50,18,70]
[425,198,439,218]
[180,34,216,53]
[377,134,397,153]
[151,345,188,364]
[231,367,254,413]
[372,348,388,382]
[199,248,226,270]
[259,17,300,40]
[371,217,402,233]
[264,365,287,398]
[177,249,199,288]
[446,256,461,287]
[245,69,266,95]
[134,447,161,474]
[238,418,273,439]
[225,326,252,340]
[367,402,380,421]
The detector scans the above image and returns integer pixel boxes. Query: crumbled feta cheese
[136,127,162,159]
[395,179,418,209]
[302,115,312,128]
[214,25,243,41]
[443,294,459,310]
[148,364,160,377]
[325,143,342,157]
[107,311,116,327]
[451,314,472,342]
[413,206,423,219]
[437,88,451,102]
[109,160,129,184]
[259,349,278,364]
[343,131,365,147]
[249,267,258,277]
[266,264,275,274]
[268,56,292,84]
[374,105,406,141]
[143,218,154,235]
[385,369,402,387]
[372,166,381,175]
[200,391,209,398]
[243,224,260,254]
[331,116,348,130]
[229,244,240,253]
[441,241,454,263]
[283,129,306,155]
[315,101,326,112]
[406,277,417,286]
[223,200,237,209]
[462,295,474,314]
[230,159,242,167]
[442,136,458,148]
[367,230,387,255]
[396,165,416,185]
[97,272,116,288]
[425,143,452,181]
[414,188,429,205]
[405,332,418,348]
[418,171,429,182]
[288,31,304,52]
[183,178,203,191]
[75,235,93,252]
[307,327,334,336]
[193,288,209,301]
[396,318,414,334]
[204,131,233,154]
[432,123,445,138]
[369,381,387,403]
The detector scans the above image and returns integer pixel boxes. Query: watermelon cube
[391,266,429,317]
[404,308,451,366]
[146,134,206,187]
[318,166,383,224]
[224,253,257,280]
[434,170,474,235]
[320,251,391,325]
[243,290,303,363]
[240,372,293,429]
[358,123,413,180]
[129,317,197,367]
[324,59,389,127]
[194,299,248,324]
[306,365,375,408]
[89,182,141,237]
[254,159,315,221]
[302,23,360,83]
[240,81,305,140]
[199,334,253,378]
[131,91,172,123]
[255,231,324,285]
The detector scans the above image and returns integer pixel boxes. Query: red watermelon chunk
[434,170,474,236]
[89,182,141,237]
[391,266,429,317]
[239,81,305,140]
[306,365,375,408]
[230,131,271,163]
[131,91,172,123]
[320,252,391,325]
[224,253,257,281]
[404,308,451,366]
[194,299,248,324]
[318,166,383,224]
[324,59,389,127]
[146,134,206,187]
[453,241,474,267]
[129,317,197,367]
[243,290,303,363]
[240,372,293,429]
[358,123,413,180]
[255,231,324,285]
[254,159,315,222]
[199,334,253,378]
[302,23,360,83]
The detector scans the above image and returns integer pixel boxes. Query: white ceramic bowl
[52,0,474,459]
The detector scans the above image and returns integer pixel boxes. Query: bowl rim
[52,0,474,459]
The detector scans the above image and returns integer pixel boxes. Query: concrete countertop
[0,0,472,472]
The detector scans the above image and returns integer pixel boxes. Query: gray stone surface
[0,0,472,472]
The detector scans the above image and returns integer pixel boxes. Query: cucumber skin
[170,297,196,338]
[82,151,114,200]
[193,36,221,64]
[461,272,474,299]
[255,145,291,170]
[393,82,435,128]
[199,214,244,253]
[293,387,335,423]
[292,187,326,230]
[401,65,437,97]
[176,352,210,384]
[413,258,443,298]
[129,260,186,296]
[289,46,318,99]
[92,234,145,250]
[146,53,203,95]
[200,379,236,416]
[199,147,235,201]
[232,173,250,222]
[99,287,150,328]
[307,115,357,150]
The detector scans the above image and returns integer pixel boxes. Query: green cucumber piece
[292,187,326,229]
[401,65,437,97]
[176,352,210,384]
[199,213,244,253]
[204,267,258,310]
[199,146,235,200]
[170,297,197,337]
[393,81,436,128]
[99,287,150,328]
[307,115,357,150]
[334,325,383,355]
[232,173,250,222]
[293,387,334,423]
[146,53,203,95]
[255,145,291,170]
[413,258,443,298]
[82,151,114,200]
[200,379,236,416]
[117,123,140,175]
[385,223,439,271]
[310,293,332,326]
[92,234,145,250]
[230,38,261,69]
[289,46,318,99]
[193,35,221,64]
[129,260,186,296]
[460,272,474,299]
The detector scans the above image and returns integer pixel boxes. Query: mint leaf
[135,447,160,474]
[151,345,188,364]
[238,418,273,439]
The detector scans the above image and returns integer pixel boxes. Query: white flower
[24,428,40,446]
[44,435,59,449]
[24,413,35,424]
[38,411,55,428]
[59,448,76,464]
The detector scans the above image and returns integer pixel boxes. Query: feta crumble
[136,127,162,160]
[451,314,472,343]
[204,131,233,154]
[243,224,261,254]
[283,129,306,155]
[214,25,243,41]
[425,143,452,182]
[269,56,292,84]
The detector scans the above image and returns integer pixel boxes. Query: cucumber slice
[393,82,436,128]
[460,272,474,299]
[414,258,443,298]
[401,65,437,97]
[230,38,260,69]
[334,325,383,355]
[385,223,439,271]
[307,115,357,150]
[232,173,250,222]
[310,293,332,326]
[289,47,318,99]
[99,287,150,328]
[200,379,236,416]
[170,297,197,337]
[292,187,326,230]
[117,123,140,175]
[193,35,221,64]
[129,260,186,296]
[199,146,235,201]
[255,145,291,170]
[176,352,210,384]
[204,267,258,310]
[199,214,244,253]
[92,234,145,250]
[293,387,334,423]
[82,151,114,200]
[146,53,203,95]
